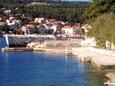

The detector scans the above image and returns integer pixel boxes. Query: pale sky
[62,0,90,1]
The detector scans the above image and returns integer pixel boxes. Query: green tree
[87,13,115,49]
[84,0,115,19]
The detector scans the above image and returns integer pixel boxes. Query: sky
[62,0,91,1]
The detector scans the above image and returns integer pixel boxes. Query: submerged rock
[104,72,115,86]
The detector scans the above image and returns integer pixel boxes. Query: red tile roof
[63,25,72,29]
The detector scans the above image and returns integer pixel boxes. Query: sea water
[0,37,103,86]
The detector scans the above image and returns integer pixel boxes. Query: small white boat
[3,34,56,47]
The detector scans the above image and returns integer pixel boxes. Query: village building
[62,25,74,37]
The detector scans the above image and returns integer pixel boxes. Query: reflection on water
[0,37,104,86]
[0,37,6,48]
[0,51,104,86]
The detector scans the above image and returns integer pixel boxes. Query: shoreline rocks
[104,72,115,86]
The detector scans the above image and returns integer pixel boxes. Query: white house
[62,25,73,36]
[34,17,45,23]
[51,24,57,34]
[81,24,91,34]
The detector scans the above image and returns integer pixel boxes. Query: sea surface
[0,37,104,86]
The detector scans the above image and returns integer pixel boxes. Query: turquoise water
[0,37,103,86]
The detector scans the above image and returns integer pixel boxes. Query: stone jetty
[1,47,33,52]
[72,47,115,69]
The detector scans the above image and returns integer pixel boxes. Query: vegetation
[0,25,8,31]
[0,1,89,24]
[87,13,115,48]
[84,0,115,19]
[83,0,115,49]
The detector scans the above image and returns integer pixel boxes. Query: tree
[84,0,115,19]
[87,13,115,49]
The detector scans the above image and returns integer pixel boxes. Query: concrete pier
[1,47,33,52]
[72,47,115,69]
[1,47,71,55]
[33,47,67,54]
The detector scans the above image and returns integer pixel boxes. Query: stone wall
[45,39,81,48]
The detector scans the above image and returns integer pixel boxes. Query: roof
[27,2,49,6]
[26,24,35,29]
[62,25,72,29]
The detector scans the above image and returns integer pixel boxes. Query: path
[72,47,115,68]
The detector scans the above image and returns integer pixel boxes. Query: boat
[3,34,56,47]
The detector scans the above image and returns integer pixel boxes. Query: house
[27,2,49,6]
[51,24,57,34]
[81,24,91,35]
[34,17,45,24]
[62,25,73,36]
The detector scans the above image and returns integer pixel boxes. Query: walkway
[72,47,115,68]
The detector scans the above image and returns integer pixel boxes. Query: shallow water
[0,37,103,86]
